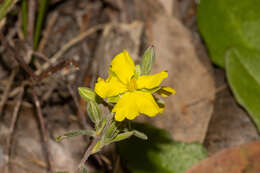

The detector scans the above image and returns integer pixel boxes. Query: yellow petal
[112,92,139,121]
[157,87,176,97]
[136,71,168,89]
[94,75,127,98]
[112,91,162,121]
[110,50,135,84]
[135,91,162,117]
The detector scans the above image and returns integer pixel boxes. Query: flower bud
[141,46,155,75]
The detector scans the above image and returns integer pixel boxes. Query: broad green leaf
[56,130,95,141]
[198,0,260,67]
[118,123,207,173]
[141,46,155,75]
[226,48,260,130]
[87,100,101,125]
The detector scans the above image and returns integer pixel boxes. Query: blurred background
[0,0,260,173]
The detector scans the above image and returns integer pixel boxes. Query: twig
[35,24,108,76]
[0,69,16,116]
[9,158,46,173]
[67,83,90,130]
[32,86,54,173]
[38,12,58,52]
[38,59,79,81]
[0,33,39,81]
[27,0,36,44]
[76,113,114,173]
[5,87,24,173]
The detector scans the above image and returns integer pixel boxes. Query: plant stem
[34,0,48,50]
[32,86,54,173]
[76,113,114,172]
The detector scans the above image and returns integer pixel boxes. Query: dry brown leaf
[186,140,260,173]
[136,14,215,143]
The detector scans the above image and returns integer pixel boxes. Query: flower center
[127,78,137,91]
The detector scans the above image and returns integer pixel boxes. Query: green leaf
[117,123,207,173]
[198,0,260,132]
[198,0,260,67]
[78,87,97,102]
[87,100,101,125]
[110,131,134,143]
[141,46,155,75]
[132,130,148,140]
[226,47,260,130]
[56,130,95,141]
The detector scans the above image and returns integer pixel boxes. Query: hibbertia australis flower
[94,50,176,121]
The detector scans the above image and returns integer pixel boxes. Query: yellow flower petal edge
[110,50,135,84]
[135,91,163,117]
[112,91,162,121]
[112,92,139,121]
[136,71,168,89]
[94,75,127,98]
[157,86,176,97]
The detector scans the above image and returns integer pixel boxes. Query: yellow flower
[94,50,176,121]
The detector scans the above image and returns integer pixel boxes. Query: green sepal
[96,114,109,134]
[134,65,141,78]
[141,46,155,75]
[156,87,175,97]
[56,130,95,141]
[78,87,96,102]
[140,86,161,93]
[106,95,120,103]
[105,121,119,139]
[87,100,101,125]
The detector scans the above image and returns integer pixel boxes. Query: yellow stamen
[127,78,137,91]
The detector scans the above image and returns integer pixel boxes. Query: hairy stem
[76,113,114,172]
